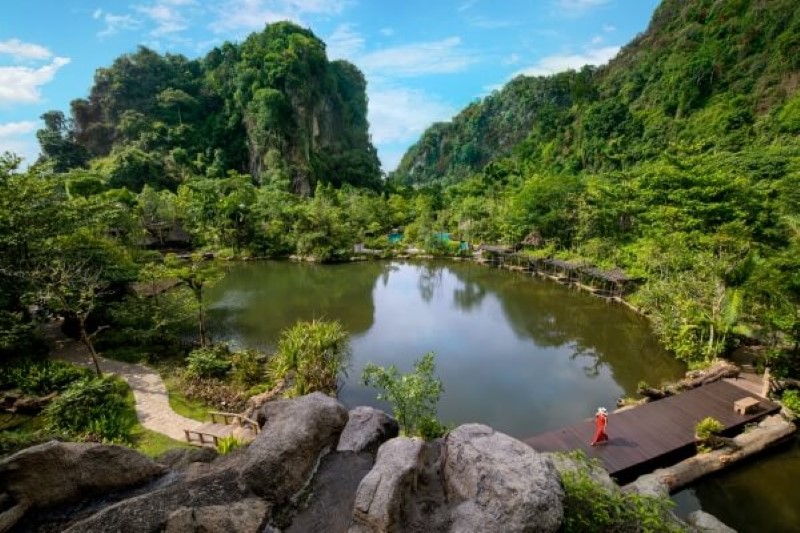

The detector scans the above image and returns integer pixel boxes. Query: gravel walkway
[49,330,201,442]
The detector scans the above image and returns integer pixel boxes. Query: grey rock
[0,441,164,509]
[687,510,737,533]
[443,424,564,533]
[165,498,270,533]
[157,447,218,470]
[624,473,670,499]
[337,406,399,455]
[240,392,349,502]
[288,451,375,533]
[350,437,425,532]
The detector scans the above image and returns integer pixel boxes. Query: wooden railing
[209,411,261,434]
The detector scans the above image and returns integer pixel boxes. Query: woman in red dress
[590,407,609,446]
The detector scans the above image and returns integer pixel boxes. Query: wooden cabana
[581,267,635,297]
[541,258,581,283]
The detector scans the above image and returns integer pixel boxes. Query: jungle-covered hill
[392,0,800,185]
[37,22,382,195]
[390,0,800,367]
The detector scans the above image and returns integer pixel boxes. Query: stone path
[48,327,201,442]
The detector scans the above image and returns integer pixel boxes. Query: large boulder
[337,406,399,455]
[443,424,564,533]
[157,447,218,470]
[239,392,349,502]
[288,451,375,533]
[350,437,426,532]
[0,441,164,509]
[165,498,270,533]
[686,510,737,533]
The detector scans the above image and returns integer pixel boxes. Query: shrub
[216,435,245,455]
[268,319,350,397]
[230,349,264,387]
[186,345,232,379]
[695,416,724,453]
[560,463,683,532]
[781,389,800,416]
[0,360,91,396]
[361,352,445,439]
[44,377,134,443]
[694,417,724,441]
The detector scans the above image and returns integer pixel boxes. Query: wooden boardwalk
[524,380,780,483]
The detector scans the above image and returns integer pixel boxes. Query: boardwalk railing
[209,411,261,434]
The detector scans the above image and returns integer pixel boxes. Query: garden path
[47,323,200,441]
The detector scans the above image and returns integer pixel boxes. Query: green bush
[268,320,350,397]
[44,377,134,443]
[230,349,264,387]
[694,417,724,441]
[216,435,245,455]
[186,345,232,379]
[560,452,683,532]
[781,389,800,416]
[361,352,445,439]
[0,360,91,396]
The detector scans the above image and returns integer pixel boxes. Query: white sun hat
[596,407,608,415]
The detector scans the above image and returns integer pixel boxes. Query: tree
[36,259,109,375]
[361,352,444,438]
[165,253,223,347]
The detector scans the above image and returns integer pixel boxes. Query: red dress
[590,413,608,445]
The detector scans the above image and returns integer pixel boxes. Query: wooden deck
[523,380,780,483]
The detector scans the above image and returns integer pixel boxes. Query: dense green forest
[1,0,799,388]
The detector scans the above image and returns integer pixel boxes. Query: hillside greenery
[0,0,798,387]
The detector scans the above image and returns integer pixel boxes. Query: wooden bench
[183,412,260,447]
[733,397,761,415]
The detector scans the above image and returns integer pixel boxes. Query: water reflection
[207,260,685,436]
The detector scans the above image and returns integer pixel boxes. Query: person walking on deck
[590,407,609,446]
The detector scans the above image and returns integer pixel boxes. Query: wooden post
[761,366,771,398]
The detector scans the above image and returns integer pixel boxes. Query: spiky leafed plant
[268,319,350,397]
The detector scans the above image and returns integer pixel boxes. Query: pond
[206,260,799,530]
[207,260,685,437]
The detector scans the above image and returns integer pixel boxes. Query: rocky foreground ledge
[0,392,728,532]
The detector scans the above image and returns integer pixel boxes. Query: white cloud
[327,23,364,60]
[591,35,604,45]
[0,57,71,104]
[0,120,40,165]
[555,0,611,16]
[458,0,478,12]
[359,37,474,77]
[135,0,195,37]
[368,87,455,145]
[96,10,141,38]
[603,23,616,32]
[503,52,520,65]
[210,0,349,33]
[512,45,620,77]
[0,39,52,61]
[0,121,38,137]
[379,27,394,37]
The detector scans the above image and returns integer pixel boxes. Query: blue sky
[0,0,660,171]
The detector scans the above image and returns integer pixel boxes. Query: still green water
[207,260,684,435]
[206,260,799,530]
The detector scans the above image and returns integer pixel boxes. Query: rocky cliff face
[66,23,381,194]
[1,393,569,533]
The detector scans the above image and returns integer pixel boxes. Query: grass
[163,374,213,421]
[118,377,193,457]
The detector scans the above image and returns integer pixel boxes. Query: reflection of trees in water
[452,267,488,311]
[417,263,444,303]
[444,263,685,395]
[207,261,391,348]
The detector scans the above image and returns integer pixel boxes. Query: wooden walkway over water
[524,380,780,483]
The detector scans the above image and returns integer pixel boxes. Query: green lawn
[163,375,213,422]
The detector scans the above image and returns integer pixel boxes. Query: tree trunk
[79,317,103,377]
[195,288,207,347]
[626,415,796,494]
